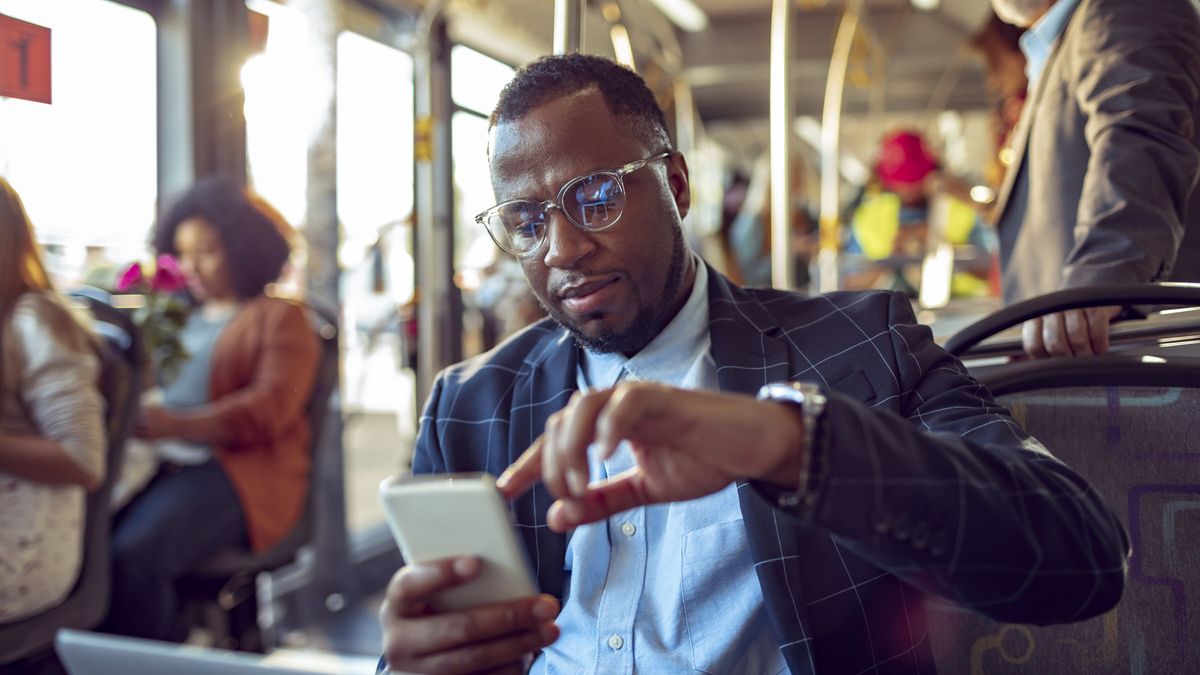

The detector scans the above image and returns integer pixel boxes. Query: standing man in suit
[991,0,1200,358]
[378,55,1128,674]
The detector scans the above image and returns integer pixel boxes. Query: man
[379,55,1128,674]
[990,0,1200,358]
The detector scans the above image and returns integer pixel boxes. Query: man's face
[990,0,1054,27]
[489,88,694,356]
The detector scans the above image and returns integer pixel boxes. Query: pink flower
[115,262,145,292]
[151,255,188,293]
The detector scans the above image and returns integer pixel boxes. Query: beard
[991,0,1053,26]
[544,224,688,356]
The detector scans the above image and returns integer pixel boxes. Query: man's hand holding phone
[379,556,560,674]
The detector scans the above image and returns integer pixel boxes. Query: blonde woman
[0,177,106,623]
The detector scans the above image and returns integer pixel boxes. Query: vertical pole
[155,0,196,199]
[768,0,794,290]
[414,4,459,410]
[188,0,249,182]
[553,0,584,54]
[818,2,862,293]
[291,0,350,609]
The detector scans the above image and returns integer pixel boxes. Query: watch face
[759,382,826,412]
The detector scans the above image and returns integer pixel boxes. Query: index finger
[496,435,544,500]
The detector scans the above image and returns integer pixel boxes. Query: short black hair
[152,176,293,300]
[490,54,672,151]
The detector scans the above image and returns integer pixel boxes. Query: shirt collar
[1019,0,1082,84]
[581,258,709,389]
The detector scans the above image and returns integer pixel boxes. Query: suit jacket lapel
[706,269,818,671]
[994,35,1066,220]
[508,326,577,598]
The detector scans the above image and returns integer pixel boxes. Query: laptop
[56,629,379,675]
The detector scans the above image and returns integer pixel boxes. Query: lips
[557,274,620,314]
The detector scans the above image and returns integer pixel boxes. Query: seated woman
[0,177,106,623]
[101,177,318,641]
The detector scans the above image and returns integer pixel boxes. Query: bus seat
[927,355,1200,674]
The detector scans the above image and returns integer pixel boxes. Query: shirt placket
[594,373,645,672]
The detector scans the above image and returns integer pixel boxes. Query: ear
[666,152,691,220]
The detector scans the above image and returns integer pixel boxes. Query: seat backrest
[69,294,143,625]
[927,383,1200,674]
[280,301,340,556]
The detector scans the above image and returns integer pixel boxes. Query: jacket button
[911,522,931,550]
[892,514,911,541]
[872,509,891,534]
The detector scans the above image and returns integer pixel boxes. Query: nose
[541,208,596,269]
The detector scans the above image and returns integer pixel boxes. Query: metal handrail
[944,283,1200,357]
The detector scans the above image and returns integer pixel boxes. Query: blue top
[1020,0,1083,83]
[531,260,789,674]
[159,304,235,464]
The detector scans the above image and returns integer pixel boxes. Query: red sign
[0,14,51,104]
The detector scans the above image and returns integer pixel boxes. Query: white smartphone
[379,473,537,612]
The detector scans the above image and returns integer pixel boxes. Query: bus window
[336,30,416,535]
[242,0,308,228]
[0,0,156,286]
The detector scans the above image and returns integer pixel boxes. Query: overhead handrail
[944,282,1200,357]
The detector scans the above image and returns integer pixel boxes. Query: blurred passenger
[969,11,1029,193]
[727,153,816,288]
[991,0,1200,358]
[845,130,992,298]
[101,177,319,641]
[0,177,106,623]
[475,258,545,345]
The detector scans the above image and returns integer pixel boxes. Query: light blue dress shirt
[1019,0,1082,84]
[532,260,789,674]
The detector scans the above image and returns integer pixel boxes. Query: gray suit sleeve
[1063,0,1200,288]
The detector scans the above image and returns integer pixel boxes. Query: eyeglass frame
[474,151,674,257]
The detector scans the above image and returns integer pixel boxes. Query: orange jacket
[208,295,319,552]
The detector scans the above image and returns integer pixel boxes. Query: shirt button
[620,521,637,537]
[607,634,624,650]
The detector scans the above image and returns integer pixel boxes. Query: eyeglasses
[475,151,672,257]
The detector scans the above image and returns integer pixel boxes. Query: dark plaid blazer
[401,266,1128,674]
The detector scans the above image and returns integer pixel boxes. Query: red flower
[115,262,145,292]
[151,255,188,293]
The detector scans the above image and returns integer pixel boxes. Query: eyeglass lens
[491,171,628,253]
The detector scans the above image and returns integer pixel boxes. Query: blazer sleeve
[1062,0,1200,288]
[785,293,1129,624]
[411,371,448,476]
[204,301,319,446]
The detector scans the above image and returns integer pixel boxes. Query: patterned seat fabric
[929,385,1200,674]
